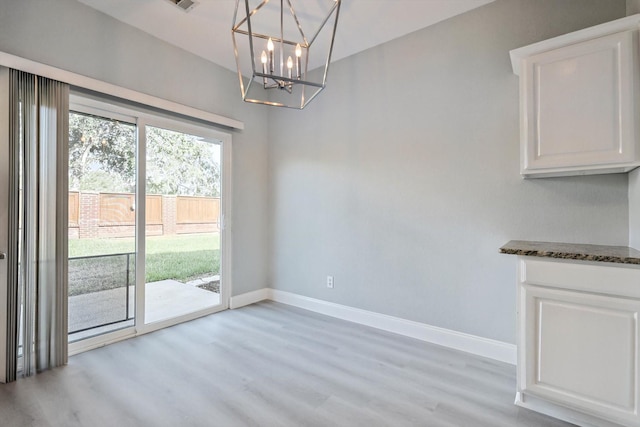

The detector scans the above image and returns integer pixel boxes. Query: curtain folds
[7,70,68,380]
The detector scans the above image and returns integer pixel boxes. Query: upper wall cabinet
[510,15,640,178]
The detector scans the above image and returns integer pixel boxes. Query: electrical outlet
[326,275,334,289]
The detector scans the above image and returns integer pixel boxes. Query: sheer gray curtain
[7,70,68,381]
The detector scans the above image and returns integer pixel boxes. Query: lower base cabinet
[516,257,640,427]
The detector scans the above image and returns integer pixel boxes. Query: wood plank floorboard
[0,301,575,426]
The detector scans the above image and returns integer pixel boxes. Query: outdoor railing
[68,252,135,335]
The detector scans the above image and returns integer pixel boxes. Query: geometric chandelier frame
[232,0,341,109]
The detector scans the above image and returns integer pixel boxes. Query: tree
[69,112,136,192]
[69,112,221,197]
[146,126,220,197]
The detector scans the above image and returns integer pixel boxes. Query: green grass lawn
[68,233,220,296]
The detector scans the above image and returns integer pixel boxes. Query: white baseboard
[515,392,621,427]
[229,288,270,309]
[229,288,516,365]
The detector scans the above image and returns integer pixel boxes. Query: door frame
[68,94,232,355]
[136,113,232,335]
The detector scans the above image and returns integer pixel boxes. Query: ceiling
[76,0,495,73]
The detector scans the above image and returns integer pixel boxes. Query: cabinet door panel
[537,47,618,156]
[522,30,635,171]
[521,284,639,424]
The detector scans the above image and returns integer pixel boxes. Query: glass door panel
[68,111,136,342]
[144,125,222,324]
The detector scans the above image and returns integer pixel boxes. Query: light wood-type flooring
[0,301,573,427]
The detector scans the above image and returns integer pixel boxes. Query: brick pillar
[163,195,177,235]
[78,192,100,239]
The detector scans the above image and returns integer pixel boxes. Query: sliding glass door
[67,96,230,347]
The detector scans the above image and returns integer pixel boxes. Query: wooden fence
[69,191,219,239]
[97,193,164,225]
[69,192,79,226]
[177,196,218,224]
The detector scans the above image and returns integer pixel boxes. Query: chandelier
[232,0,342,109]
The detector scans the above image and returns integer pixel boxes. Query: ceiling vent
[166,0,198,12]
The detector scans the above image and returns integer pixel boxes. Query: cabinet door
[521,30,637,174]
[519,284,640,426]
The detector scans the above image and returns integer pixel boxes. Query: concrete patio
[69,278,220,341]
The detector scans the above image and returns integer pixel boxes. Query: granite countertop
[500,240,640,265]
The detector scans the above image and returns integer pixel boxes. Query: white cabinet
[516,257,640,427]
[510,15,640,178]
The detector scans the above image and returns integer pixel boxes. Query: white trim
[136,305,227,336]
[69,304,228,355]
[510,14,640,75]
[230,288,270,309]
[0,51,244,130]
[135,117,148,330]
[515,392,623,427]
[269,290,516,364]
[228,288,517,364]
[70,94,137,124]
[219,133,232,311]
[69,327,136,356]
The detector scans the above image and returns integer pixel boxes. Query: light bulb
[287,56,293,69]
[260,50,268,84]
[295,43,302,58]
[266,38,274,74]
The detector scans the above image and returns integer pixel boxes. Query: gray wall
[268,0,629,343]
[0,0,632,345]
[0,0,269,296]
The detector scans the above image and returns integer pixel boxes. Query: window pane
[144,125,221,324]
[68,111,136,342]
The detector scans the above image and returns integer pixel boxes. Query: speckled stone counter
[500,240,640,265]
